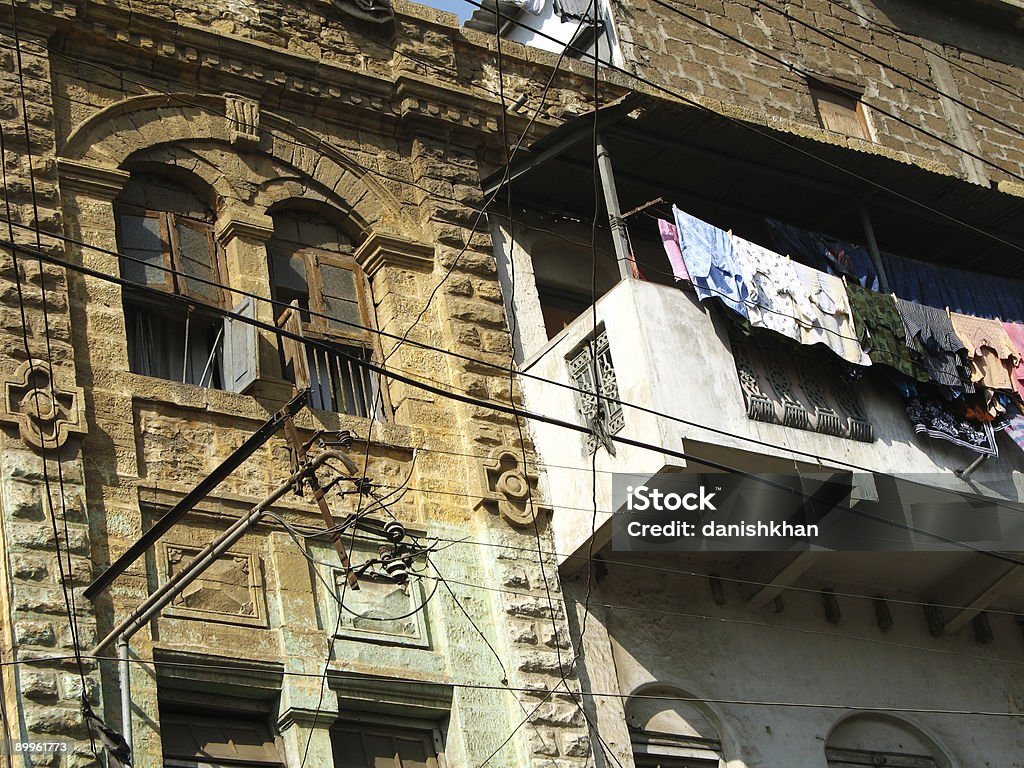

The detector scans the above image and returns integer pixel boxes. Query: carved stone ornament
[0,359,86,450]
[225,94,260,144]
[476,447,550,527]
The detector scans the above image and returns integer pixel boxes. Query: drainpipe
[116,636,132,757]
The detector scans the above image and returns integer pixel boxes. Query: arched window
[117,172,256,392]
[826,714,948,768]
[268,209,381,417]
[626,688,724,768]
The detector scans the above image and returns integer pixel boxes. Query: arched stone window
[826,714,950,768]
[268,208,381,417]
[626,687,724,768]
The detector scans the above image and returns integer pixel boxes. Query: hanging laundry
[672,206,749,318]
[791,261,871,366]
[511,0,545,13]
[846,284,929,381]
[894,299,975,394]
[657,219,690,283]
[1002,321,1024,399]
[949,312,1021,392]
[1002,412,1024,455]
[880,251,1024,323]
[766,218,879,291]
[554,0,604,25]
[905,393,998,456]
[730,234,802,341]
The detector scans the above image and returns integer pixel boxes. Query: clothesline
[658,205,1024,458]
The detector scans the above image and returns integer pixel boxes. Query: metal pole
[595,133,633,282]
[857,202,891,292]
[117,636,132,758]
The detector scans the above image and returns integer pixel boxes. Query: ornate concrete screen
[567,327,624,455]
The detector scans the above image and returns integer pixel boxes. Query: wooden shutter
[119,211,174,292]
[316,254,368,337]
[221,296,258,393]
[278,301,311,391]
[170,216,221,305]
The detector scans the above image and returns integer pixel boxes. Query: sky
[419,0,475,23]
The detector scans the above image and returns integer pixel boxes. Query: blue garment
[673,206,749,318]
[879,250,1024,323]
[766,218,880,291]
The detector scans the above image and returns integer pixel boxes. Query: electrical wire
[6,235,1024,571]
[1,20,98,757]
[7,653,1020,718]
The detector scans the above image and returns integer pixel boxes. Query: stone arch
[825,712,954,767]
[60,93,423,241]
[625,683,734,766]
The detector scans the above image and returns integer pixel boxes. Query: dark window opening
[269,210,384,418]
[117,173,257,393]
[331,721,441,768]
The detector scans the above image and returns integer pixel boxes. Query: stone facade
[616,0,1024,187]
[0,1,617,765]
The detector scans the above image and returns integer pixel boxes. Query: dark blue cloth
[879,251,1024,323]
[766,219,879,291]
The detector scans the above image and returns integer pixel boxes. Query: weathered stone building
[0,1,627,766]
[483,0,1024,766]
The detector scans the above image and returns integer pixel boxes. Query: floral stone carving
[476,447,550,527]
[1,359,86,450]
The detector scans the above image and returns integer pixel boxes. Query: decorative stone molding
[354,231,434,277]
[476,447,549,527]
[215,210,276,244]
[0,359,86,450]
[55,158,130,201]
[225,94,260,144]
[162,543,268,628]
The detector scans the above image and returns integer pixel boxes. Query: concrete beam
[939,562,1024,635]
[745,551,823,609]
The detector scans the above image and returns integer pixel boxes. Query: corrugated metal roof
[485,95,1024,280]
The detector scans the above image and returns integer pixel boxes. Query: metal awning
[483,93,1024,279]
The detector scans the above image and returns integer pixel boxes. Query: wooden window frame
[117,204,226,308]
[807,78,872,142]
[331,714,447,768]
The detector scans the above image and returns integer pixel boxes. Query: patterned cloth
[847,285,929,381]
[1003,322,1024,399]
[792,261,871,366]
[905,394,998,456]
[1003,413,1024,455]
[731,233,801,341]
[949,312,1021,391]
[895,299,974,393]
[673,206,749,318]
[657,219,690,283]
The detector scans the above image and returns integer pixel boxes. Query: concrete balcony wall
[520,278,1024,563]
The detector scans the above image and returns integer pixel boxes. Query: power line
[646,0,1024,186]
[6,236,1024,573]
[6,653,1022,718]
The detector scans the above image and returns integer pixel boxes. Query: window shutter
[221,297,258,393]
[278,302,311,391]
[172,217,221,304]
[119,212,174,291]
[319,260,364,332]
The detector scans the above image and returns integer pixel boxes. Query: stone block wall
[614,0,1024,185]
[0,1,613,765]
